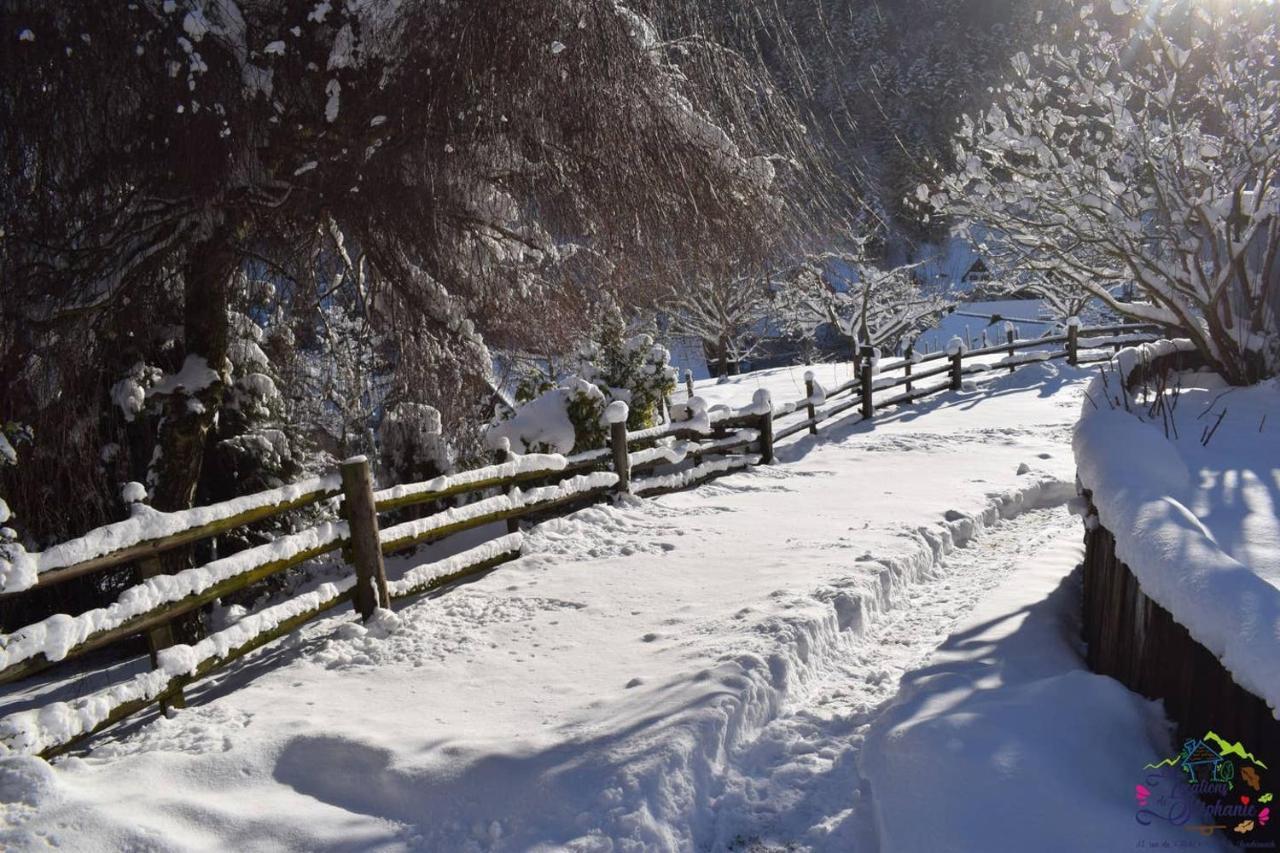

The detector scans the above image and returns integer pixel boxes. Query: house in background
[666,334,712,382]
[961,258,992,287]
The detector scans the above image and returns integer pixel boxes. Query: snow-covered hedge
[1074,339,1280,715]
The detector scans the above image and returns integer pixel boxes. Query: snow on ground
[859,525,1211,853]
[912,299,1055,354]
[0,361,1172,851]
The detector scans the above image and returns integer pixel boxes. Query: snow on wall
[1074,339,1280,716]
[627,430,759,469]
[372,453,567,506]
[0,576,357,756]
[632,455,760,495]
[379,473,618,548]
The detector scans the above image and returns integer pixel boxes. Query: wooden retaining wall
[1082,523,1280,760]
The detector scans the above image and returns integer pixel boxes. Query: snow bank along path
[1075,339,1280,715]
[0,361,1097,851]
[859,522,1196,853]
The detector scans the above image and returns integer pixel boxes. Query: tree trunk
[148,236,238,642]
[151,238,237,512]
[717,336,729,380]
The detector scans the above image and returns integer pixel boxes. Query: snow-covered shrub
[574,326,677,431]
[490,314,678,454]
[378,402,451,487]
[487,377,607,455]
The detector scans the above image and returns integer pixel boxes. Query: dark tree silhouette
[1,0,828,545]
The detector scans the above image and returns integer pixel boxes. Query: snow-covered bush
[490,315,678,454]
[378,402,451,487]
[487,378,608,455]
[574,322,677,432]
[928,1,1280,384]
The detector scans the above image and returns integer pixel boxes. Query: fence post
[137,556,186,710]
[758,407,775,464]
[685,369,695,400]
[904,342,914,394]
[1006,327,1017,374]
[340,456,390,620]
[610,419,631,493]
[859,346,875,420]
[1067,322,1079,366]
[950,348,964,391]
[803,372,818,436]
[494,444,521,534]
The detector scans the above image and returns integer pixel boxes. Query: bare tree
[777,255,951,357]
[667,272,777,379]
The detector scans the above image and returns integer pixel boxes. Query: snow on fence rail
[0,322,1158,759]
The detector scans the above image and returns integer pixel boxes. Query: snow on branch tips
[774,253,952,360]
[927,2,1280,385]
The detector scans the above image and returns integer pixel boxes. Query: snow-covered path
[1,362,1179,852]
[708,505,1080,851]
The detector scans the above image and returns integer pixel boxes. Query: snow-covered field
[0,362,1190,851]
[911,299,1056,354]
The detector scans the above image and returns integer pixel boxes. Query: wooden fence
[0,322,1157,759]
[1080,346,1280,762]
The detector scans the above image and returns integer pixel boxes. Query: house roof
[1185,741,1221,765]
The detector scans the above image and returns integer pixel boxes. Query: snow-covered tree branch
[0,0,831,545]
[666,274,776,379]
[776,256,952,357]
[927,1,1280,384]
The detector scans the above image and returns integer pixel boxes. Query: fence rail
[0,321,1159,758]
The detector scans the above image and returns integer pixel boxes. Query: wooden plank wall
[1082,516,1280,760]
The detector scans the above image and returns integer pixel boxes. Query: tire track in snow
[707,505,1081,852]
